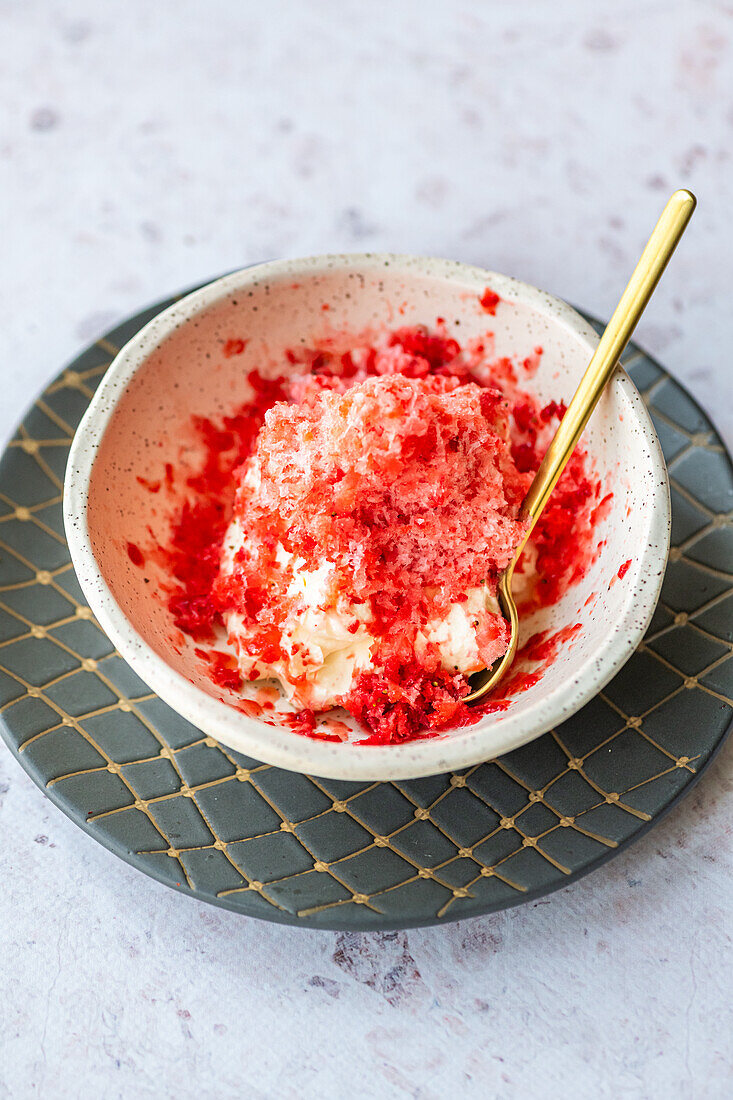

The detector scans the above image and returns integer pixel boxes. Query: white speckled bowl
[64,255,670,780]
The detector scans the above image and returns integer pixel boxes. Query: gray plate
[1,294,731,930]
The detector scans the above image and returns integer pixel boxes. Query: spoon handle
[518,188,696,540]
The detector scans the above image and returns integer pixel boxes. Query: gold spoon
[465,188,696,704]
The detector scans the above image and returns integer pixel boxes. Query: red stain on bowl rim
[194,647,243,691]
[222,338,248,357]
[126,541,145,567]
[496,623,583,699]
[136,475,161,493]
[479,288,501,315]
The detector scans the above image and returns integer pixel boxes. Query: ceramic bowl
[64,255,670,780]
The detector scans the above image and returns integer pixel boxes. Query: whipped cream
[220,518,500,709]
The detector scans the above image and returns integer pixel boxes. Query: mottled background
[1,1,731,1097]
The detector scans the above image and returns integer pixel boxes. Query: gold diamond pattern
[0,315,731,929]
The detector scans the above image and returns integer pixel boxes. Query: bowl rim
[64,252,671,780]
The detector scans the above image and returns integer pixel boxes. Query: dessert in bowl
[64,255,670,780]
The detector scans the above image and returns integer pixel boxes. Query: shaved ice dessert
[158,321,603,743]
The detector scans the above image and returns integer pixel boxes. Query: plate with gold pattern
[0,292,731,930]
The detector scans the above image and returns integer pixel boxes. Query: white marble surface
[1,1,732,1096]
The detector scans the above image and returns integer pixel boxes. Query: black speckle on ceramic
[0,292,731,930]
